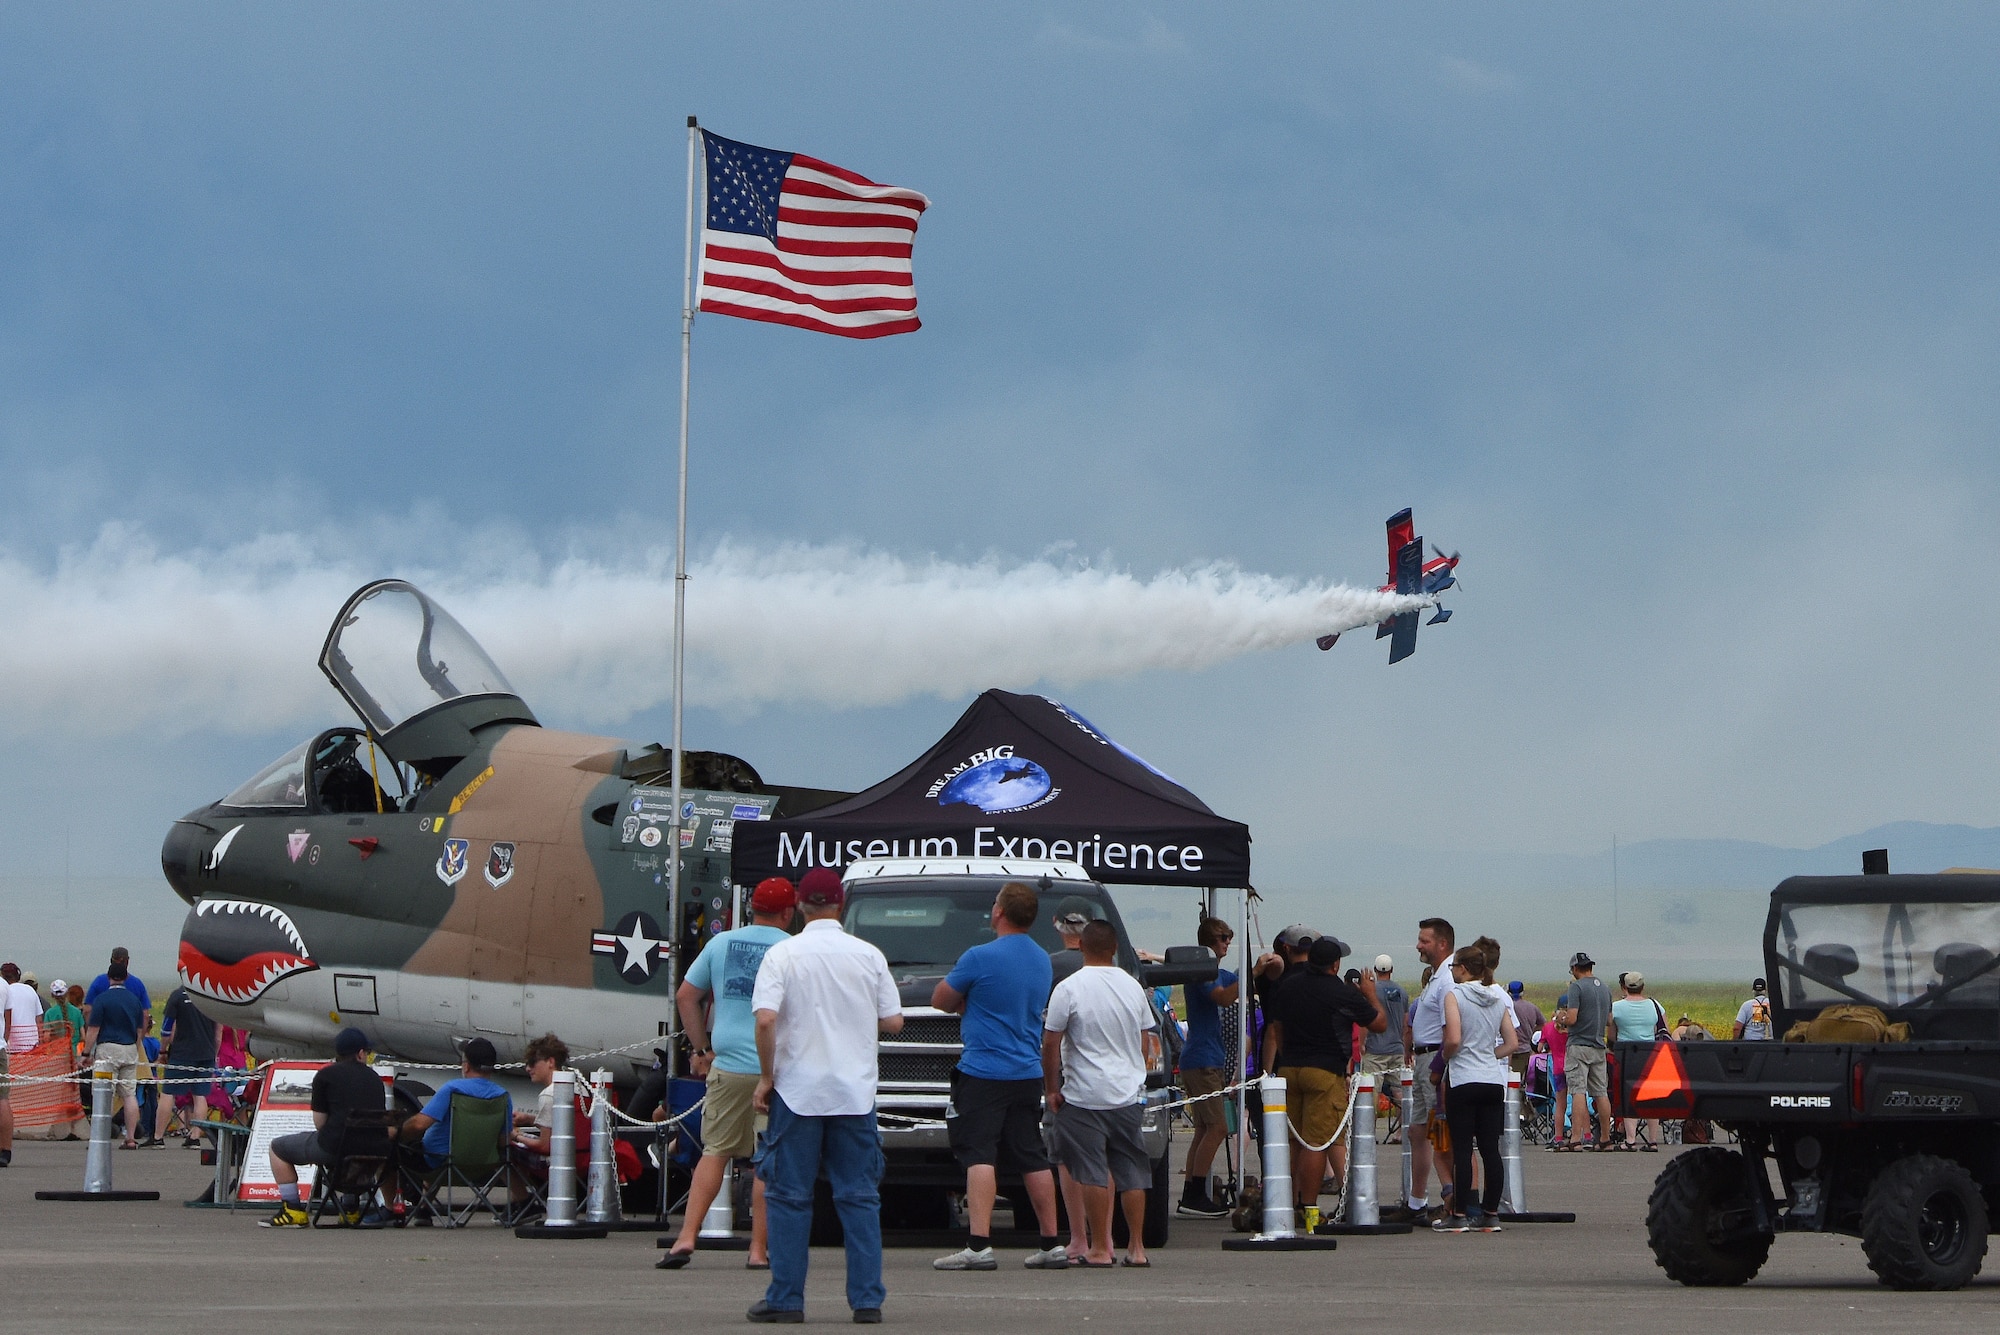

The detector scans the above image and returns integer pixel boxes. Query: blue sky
[6,5,2000,976]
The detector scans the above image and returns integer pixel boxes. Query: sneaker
[1429,1214,1473,1233]
[933,1246,998,1271]
[1376,1203,1418,1224]
[1023,1245,1068,1269]
[1472,1213,1504,1233]
[0,1148,12,1168]
[260,1204,310,1228]
[1177,1188,1227,1219]
[356,1207,392,1229]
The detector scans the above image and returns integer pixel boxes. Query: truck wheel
[1861,1154,1989,1291]
[1645,1147,1773,1286]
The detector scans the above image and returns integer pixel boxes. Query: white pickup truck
[822,856,1217,1248]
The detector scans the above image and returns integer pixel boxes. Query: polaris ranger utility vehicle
[833,857,1216,1248]
[1622,874,2000,1290]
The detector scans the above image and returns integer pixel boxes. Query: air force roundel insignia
[590,910,666,985]
[436,837,470,886]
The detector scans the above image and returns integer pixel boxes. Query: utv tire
[1861,1154,1988,1291]
[1645,1147,1773,1286]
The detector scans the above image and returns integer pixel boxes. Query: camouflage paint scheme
[162,722,711,1077]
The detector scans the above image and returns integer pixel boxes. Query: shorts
[0,1047,10,1089]
[1407,1053,1440,1122]
[1052,1101,1150,1192]
[1565,1043,1608,1099]
[1354,1051,1403,1091]
[94,1043,140,1104]
[1181,1066,1228,1131]
[271,1130,329,1168]
[1275,1066,1347,1148]
[701,1068,766,1160]
[165,1064,210,1108]
[947,1072,1051,1174]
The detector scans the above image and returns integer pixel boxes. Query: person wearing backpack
[1608,972,1667,1152]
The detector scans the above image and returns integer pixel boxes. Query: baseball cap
[751,877,797,914]
[334,1027,371,1057]
[21,970,37,989]
[1752,977,1767,992]
[1372,954,1394,974]
[1506,980,1524,995]
[1053,896,1095,929]
[1274,924,1319,950]
[461,1036,499,1070]
[1569,951,1594,970]
[1307,937,1346,969]
[50,977,68,996]
[798,867,845,907]
[1624,970,1645,989]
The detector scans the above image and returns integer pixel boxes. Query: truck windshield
[844,881,1122,972]
[1776,899,2000,1011]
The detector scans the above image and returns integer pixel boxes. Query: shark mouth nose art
[177,899,318,1003]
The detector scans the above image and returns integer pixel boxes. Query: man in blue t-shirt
[930,881,1064,1272]
[659,876,795,1269]
[398,1036,511,1169]
[1176,917,1240,1218]
[81,966,150,1148]
[84,947,150,1025]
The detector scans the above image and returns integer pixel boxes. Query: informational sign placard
[236,1061,324,1202]
[235,1060,399,1202]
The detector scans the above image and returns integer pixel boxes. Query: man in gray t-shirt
[1554,953,1613,1148]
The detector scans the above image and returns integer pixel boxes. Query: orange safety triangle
[1634,1042,1688,1105]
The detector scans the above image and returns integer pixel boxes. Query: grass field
[1517,980,1752,1038]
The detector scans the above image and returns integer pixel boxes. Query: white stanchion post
[1349,1073,1378,1226]
[1256,1074,1293,1239]
[583,1069,623,1225]
[1399,1067,1416,1210]
[1501,1072,1526,1214]
[545,1069,579,1226]
[700,1164,736,1239]
[83,1063,114,1194]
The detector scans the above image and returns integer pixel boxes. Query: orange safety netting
[8,1037,87,1130]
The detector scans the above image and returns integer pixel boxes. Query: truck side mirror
[1140,945,1220,988]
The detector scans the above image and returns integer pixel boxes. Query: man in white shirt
[1042,920,1160,1268]
[1402,917,1456,1221]
[0,960,40,1168]
[750,868,903,1325]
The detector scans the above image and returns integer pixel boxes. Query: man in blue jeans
[751,868,903,1324]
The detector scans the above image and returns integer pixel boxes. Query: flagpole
[667,114,698,1081]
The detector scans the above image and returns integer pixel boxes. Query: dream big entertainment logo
[927,745,1060,814]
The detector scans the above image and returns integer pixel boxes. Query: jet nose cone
[162,812,212,904]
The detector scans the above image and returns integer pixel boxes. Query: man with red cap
[749,867,902,1324]
[659,876,797,1270]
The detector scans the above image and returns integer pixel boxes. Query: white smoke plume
[0,526,1433,738]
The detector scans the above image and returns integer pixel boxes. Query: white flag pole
[666,114,699,1080]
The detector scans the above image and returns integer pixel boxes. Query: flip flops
[1069,1256,1115,1268]
[1118,1257,1151,1268]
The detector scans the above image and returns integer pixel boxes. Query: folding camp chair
[405,1093,511,1227]
[1520,1053,1557,1144]
[308,1110,397,1227]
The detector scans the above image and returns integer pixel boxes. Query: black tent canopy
[732,690,1251,889]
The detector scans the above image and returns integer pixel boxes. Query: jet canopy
[319,580,537,773]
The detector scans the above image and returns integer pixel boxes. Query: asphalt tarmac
[3,1137,1993,1331]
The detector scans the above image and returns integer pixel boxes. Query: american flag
[697,130,929,339]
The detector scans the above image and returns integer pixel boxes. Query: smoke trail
[0,527,1432,737]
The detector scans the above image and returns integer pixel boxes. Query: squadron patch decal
[286,829,311,863]
[436,837,471,886]
[484,841,516,888]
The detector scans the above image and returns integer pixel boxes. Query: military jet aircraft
[1315,507,1460,664]
[161,579,835,1077]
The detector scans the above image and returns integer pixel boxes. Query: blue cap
[334,1027,371,1057]
[1507,980,1523,995]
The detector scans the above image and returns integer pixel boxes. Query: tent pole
[1236,885,1252,1204]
